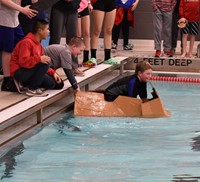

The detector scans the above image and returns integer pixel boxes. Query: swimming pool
[1,81,200,182]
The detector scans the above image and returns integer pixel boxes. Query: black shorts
[182,22,199,35]
[78,6,90,18]
[93,0,116,12]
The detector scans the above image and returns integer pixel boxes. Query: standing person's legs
[80,14,91,62]
[2,25,24,78]
[112,24,121,47]
[90,10,105,58]
[65,12,78,68]
[122,10,131,49]
[103,9,116,50]
[77,15,82,37]
[66,12,85,75]
[49,2,66,45]
[78,7,91,62]
[180,33,188,58]
[163,11,172,53]
[171,12,180,51]
[0,25,24,92]
[2,51,11,78]
[188,22,199,58]
[188,35,196,58]
[103,9,116,61]
[65,12,78,44]
[152,9,162,51]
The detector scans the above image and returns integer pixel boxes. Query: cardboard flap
[113,96,142,117]
[74,92,125,117]
[141,98,170,118]
[74,92,170,118]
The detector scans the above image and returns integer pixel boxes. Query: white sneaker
[25,88,48,97]
[13,79,27,94]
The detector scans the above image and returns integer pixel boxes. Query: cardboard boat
[74,91,170,118]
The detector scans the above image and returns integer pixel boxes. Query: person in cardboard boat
[104,60,158,102]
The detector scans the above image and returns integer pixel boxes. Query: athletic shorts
[78,6,90,18]
[182,22,199,35]
[92,0,116,12]
[0,25,24,52]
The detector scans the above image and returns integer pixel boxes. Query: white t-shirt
[0,0,20,28]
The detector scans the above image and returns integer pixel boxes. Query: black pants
[14,63,56,90]
[49,0,79,69]
[112,10,130,47]
[172,12,182,48]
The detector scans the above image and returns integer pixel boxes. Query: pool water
[1,81,200,182]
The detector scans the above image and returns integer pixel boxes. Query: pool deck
[1,39,200,153]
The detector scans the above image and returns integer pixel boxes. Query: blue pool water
[1,81,200,182]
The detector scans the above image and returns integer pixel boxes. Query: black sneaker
[1,78,18,92]
[124,45,133,50]
[128,43,134,49]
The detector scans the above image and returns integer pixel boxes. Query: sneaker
[164,51,173,57]
[124,44,133,50]
[111,43,117,49]
[171,48,176,55]
[13,79,27,94]
[128,43,134,49]
[82,58,97,68]
[73,68,85,77]
[25,88,48,97]
[1,78,17,92]
[154,50,161,57]
[104,57,120,65]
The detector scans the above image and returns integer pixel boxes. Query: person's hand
[151,90,159,99]
[178,17,187,23]
[142,98,149,103]
[74,87,80,97]
[88,3,93,13]
[177,18,187,28]
[53,72,62,83]
[40,55,51,64]
[131,1,139,11]
[22,5,38,19]
[31,0,38,3]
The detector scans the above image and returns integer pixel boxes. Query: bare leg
[180,34,188,58]
[81,14,91,51]
[2,51,11,77]
[103,9,116,49]
[188,34,195,58]
[77,17,82,37]
[90,10,105,49]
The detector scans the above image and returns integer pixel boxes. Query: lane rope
[150,76,200,83]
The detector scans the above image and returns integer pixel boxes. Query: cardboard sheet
[74,92,170,118]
